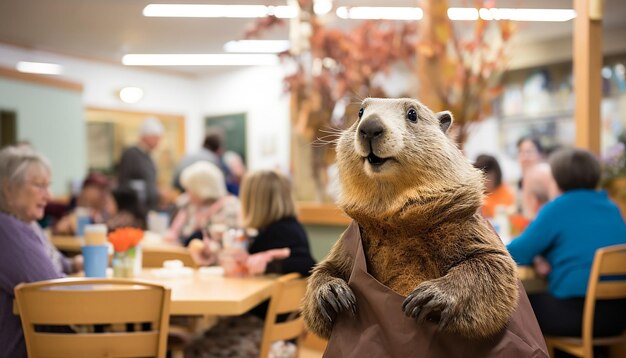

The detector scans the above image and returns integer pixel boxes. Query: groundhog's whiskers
[312,134,341,147]
[318,127,344,135]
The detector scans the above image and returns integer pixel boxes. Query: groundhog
[303,98,519,340]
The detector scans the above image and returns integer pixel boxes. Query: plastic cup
[84,224,108,246]
[75,207,92,237]
[81,245,109,278]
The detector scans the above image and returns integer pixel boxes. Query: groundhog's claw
[316,278,357,322]
[402,281,456,327]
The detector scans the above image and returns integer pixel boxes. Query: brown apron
[323,222,549,358]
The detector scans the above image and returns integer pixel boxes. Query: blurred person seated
[0,146,67,357]
[473,154,515,219]
[507,148,626,340]
[223,150,246,196]
[517,136,546,189]
[519,162,559,278]
[171,132,229,193]
[164,161,240,247]
[185,170,316,358]
[107,187,145,230]
[233,169,315,278]
[521,162,558,220]
[53,172,114,235]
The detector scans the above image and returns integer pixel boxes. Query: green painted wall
[303,224,348,262]
[0,78,85,195]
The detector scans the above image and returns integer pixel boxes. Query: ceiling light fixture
[122,54,279,66]
[450,8,576,22]
[143,4,297,18]
[447,8,479,20]
[336,6,424,20]
[118,87,144,104]
[144,4,575,22]
[16,61,63,75]
[223,40,290,53]
[314,0,333,15]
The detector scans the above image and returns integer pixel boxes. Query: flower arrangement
[244,0,514,201]
[107,227,144,252]
[108,227,144,278]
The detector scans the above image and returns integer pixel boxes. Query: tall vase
[112,247,137,278]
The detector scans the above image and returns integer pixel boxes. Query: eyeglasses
[28,181,51,192]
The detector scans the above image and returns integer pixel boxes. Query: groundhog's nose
[359,119,384,140]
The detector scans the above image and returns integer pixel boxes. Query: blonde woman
[239,170,316,276]
[164,161,240,247]
[185,171,316,358]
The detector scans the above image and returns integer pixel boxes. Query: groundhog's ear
[437,111,453,133]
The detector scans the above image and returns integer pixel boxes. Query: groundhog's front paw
[402,281,457,330]
[316,278,357,322]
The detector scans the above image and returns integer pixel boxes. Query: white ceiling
[0,0,625,76]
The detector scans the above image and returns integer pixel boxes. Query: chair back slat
[595,281,626,300]
[142,247,197,268]
[30,332,159,357]
[269,318,305,342]
[15,278,171,358]
[18,286,165,325]
[259,273,307,358]
[597,248,626,276]
[273,278,307,315]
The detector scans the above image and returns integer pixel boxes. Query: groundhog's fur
[303,98,518,340]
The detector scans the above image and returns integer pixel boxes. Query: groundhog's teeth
[367,153,387,165]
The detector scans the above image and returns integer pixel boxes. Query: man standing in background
[117,117,164,213]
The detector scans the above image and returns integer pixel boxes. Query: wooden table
[137,270,277,316]
[14,271,278,317]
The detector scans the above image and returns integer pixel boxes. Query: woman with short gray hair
[0,146,64,358]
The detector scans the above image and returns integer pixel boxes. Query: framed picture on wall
[85,107,185,187]
[205,112,247,164]
[86,122,114,171]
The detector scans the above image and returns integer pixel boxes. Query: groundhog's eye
[358,108,364,119]
[407,108,418,123]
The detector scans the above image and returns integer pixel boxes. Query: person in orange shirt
[474,154,515,219]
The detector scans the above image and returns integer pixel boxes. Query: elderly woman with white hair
[164,161,240,249]
[0,146,66,357]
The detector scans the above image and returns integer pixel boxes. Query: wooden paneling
[573,0,603,154]
[297,202,351,226]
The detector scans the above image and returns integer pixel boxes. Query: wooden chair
[14,278,171,358]
[545,244,626,358]
[260,273,308,358]
[142,246,197,268]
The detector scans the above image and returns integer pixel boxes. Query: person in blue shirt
[507,148,626,338]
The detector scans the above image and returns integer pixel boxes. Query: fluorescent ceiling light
[143,4,297,18]
[448,8,479,20]
[493,8,575,22]
[336,6,423,20]
[224,40,290,53]
[119,87,144,104]
[16,61,63,75]
[452,8,576,22]
[122,54,279,66]
[314,0,333,15]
